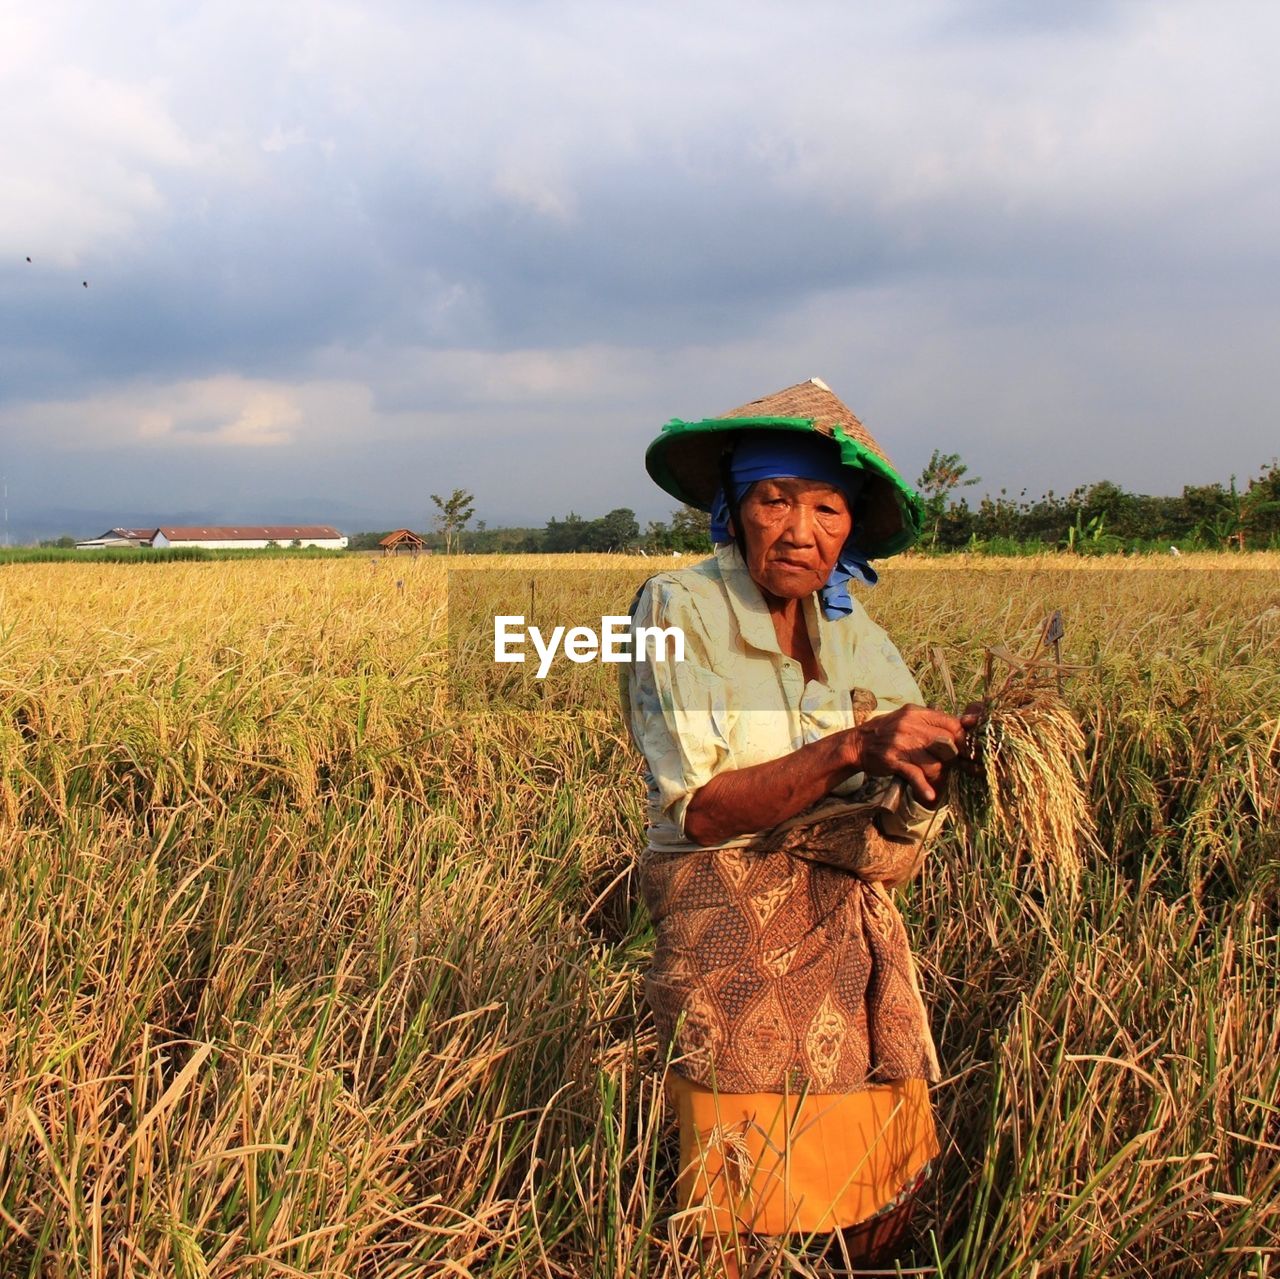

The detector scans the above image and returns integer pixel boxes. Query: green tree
[917,450,980,547]
[1243,461,1280,544]
[1178,480,1232,543]
[643,519,672,552]
[347,530,393,551]
[430,489,476,555]
[543,512,588,552]
[583,508,639,552]
[643,504,712,554]
[670,504,712,552]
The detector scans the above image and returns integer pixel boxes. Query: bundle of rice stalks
[941,618,1099,882]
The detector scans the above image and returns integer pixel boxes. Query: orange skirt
[669,1074,938,1237]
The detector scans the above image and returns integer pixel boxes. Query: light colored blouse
[625,543,936,853]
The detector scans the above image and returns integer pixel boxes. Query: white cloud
[8,1,1277,265]
[261,125,309,155]
[761,2,1280,240]
[491,164,577,222]
[0,32,204,261]
[319,342,658,410]
[6,376,316,450]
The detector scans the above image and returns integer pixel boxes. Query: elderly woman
[625,379,977,1275]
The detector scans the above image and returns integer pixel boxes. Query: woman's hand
[683,701,978,845]
[849,704,972,805]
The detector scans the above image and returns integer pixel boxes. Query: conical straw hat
[645,377,922,558]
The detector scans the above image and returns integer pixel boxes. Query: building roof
[94,528,160,541]
[158,525,343,541]
[378,529,426,546]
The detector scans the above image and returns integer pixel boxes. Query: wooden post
[1042,609,1065,696]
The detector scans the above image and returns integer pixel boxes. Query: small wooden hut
[379,529,429,556]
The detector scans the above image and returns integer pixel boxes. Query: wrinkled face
[735,477,853,601]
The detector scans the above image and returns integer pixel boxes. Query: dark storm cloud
[1,164,392,404]
[8,136,883,404]
[7,139,1270,418]
[2,1,1162,394]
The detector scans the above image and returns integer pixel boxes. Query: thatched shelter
[379,529,428,556]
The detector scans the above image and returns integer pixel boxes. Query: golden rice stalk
[946,639,1099,881]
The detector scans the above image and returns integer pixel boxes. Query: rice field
[0,553,1277,1277]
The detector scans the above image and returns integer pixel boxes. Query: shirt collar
[713,542,833,670]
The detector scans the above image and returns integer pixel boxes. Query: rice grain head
[953,661,1100,883]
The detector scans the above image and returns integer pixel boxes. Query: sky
[2,0,1278,541]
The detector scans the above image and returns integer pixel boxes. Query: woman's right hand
[847,704,970,805]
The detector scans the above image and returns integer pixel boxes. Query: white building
[77,525,348,550]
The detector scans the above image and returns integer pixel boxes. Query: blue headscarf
[710,432,878,621]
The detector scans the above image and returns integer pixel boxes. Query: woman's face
[735,476,853,601]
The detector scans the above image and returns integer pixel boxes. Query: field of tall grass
[1,553,1276,1277]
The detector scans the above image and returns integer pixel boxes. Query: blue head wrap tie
[709,432,878,621]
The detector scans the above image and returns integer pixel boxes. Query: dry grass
[0,553,1276,1277]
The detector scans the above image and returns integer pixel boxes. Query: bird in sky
[26,256,31,262]
[82,281,88,288]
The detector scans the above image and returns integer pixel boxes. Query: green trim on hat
[645,414,924,558]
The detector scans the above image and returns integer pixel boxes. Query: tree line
[915,455,1280,552]
[349,460,1280,555]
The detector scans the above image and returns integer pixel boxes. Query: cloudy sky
[2,0,1277,539]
